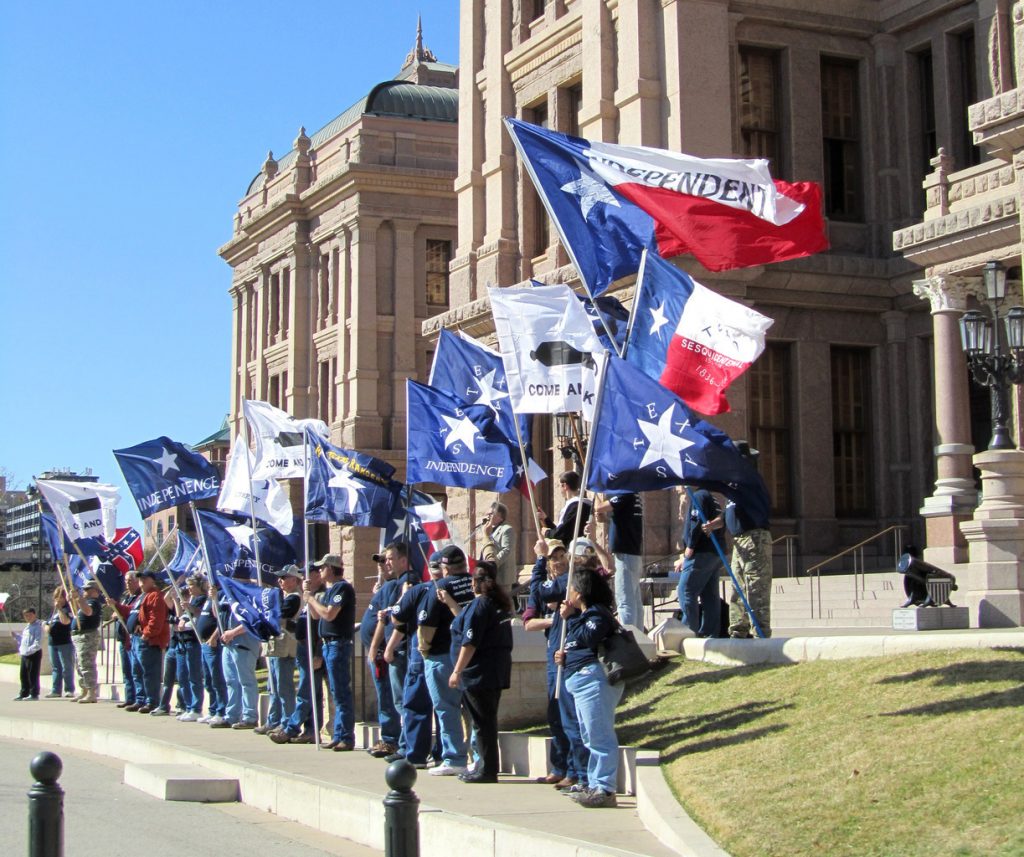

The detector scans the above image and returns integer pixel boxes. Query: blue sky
[0,1,460,531]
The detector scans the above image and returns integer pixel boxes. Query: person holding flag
[70,579,104,703]
[106,573,143,708]
[135,570,170,713]
[44,587,75,699]
[190,576,228,725]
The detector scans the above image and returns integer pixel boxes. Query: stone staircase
[759,570,905,630]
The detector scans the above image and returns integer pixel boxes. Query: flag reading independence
[113,437,221,517]
[504,118,828,294]
[489,283,605,417]
[304,428,400,527]
[217,433,294,535]
[626,252,774,415]
[587,356,761,495]
[196,509,297,581]
[243,399,330,479]
[406,381,520,493]
[35,479,120,551]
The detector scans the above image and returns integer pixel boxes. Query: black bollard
[383,758,419,857]
[28,751,64,857]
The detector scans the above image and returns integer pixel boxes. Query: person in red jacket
[135,570,170,712]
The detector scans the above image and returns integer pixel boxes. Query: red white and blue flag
[98,527,144,575]
[626,252,774,416]
[505,118,828,296]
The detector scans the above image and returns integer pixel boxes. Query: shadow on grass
[659,725,788,762]
[879,685,1024,718]
[875,658,1024,688]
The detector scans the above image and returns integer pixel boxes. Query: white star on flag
[442,414,480,452]
[328,468,362,513]
[473,368,509,412]
[637,404,695,477]
[561,172,620,219]
[225,523,255,549]
[156,447,179,475]
[648,302,670,337]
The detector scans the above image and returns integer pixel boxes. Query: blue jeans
[388,650,409,754]
[368,650,400,745]
[678,552,722,638]
[201,643,227,716]
[223,638,259,724]
[614,553,644,629]
[566,663,624,794]
[400,651,433,764]
[129,637,147,703]
[49,643,76,695]
[548,660,589,781]
[267,656,296,728]
[423,652,467,767]
[178,640,204,714]
[322,638,355,744]
[285,647,324,736]
[159,646,182,712]
[136,640,165,709]
[117,643,134,703]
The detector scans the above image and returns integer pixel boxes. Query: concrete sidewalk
[0,687,690,857]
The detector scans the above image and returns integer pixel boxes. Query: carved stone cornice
[912,276,985,313]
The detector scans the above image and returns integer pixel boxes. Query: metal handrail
[771,534,799,578]
[806,525,908,619]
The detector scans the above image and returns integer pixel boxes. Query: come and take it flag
[626,252,774,415]
[217,433,294,535]
[35,479,119,552]
[304,429,400,527]
[587,355,762,497]
[243,400,329,479]
[505,117,827,295]
[196,509,297,581]
[406,381,520,493]
[113,437,221,518]
[216,574,282,641]
[489,283,605,417]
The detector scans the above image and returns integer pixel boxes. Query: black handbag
[598,624,652,685]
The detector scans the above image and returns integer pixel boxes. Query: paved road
[0,737,381,857]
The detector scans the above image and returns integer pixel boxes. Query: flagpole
[37,500,78,614]
[190,500,225,637]
[622,249,650,357]
[66,537,130,636]
[239,419,266,589]
[682,486,766,639]
[302,430,322,750]
[508,408,544,537]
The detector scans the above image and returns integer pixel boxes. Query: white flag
[216,433,294,535]
[242,399,329,479]
[489,284,606,416]
[36,479,120,545]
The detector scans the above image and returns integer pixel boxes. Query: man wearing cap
[523,537,589,789]
[360,547,403,758]
[70,580,104,703]
[259,566,301,735]
[107,573,142,708]
[303,554,356,751]
[135,570,170,712]
[418,545,473,776]
[703,442,774,638]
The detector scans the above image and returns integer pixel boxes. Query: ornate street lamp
[552,413,587,469]
[959,260,1024,450]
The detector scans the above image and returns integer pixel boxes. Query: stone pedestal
[959,449,1024,627]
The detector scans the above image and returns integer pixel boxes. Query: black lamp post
[959,260,1024,450]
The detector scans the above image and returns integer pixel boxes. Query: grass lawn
[616,646,1024,857]
[0,653,20,665]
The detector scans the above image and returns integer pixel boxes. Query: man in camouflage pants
[704,442,773,638]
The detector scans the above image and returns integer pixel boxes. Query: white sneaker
[149,708,169,717]
[197,715,211,724]
[178,711,199,722]
[208,715,228,727]
[428,762,467,777]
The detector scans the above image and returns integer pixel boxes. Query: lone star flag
[587,355,760,495]
[626,251,774,415]
[113,437,221,517]
[304,429,399,527]
[196,509,296,581]
[406,381,519,493]
[243,399,330,479]
[489,283,605,417]
[505,118,827,295]
[35,479,119,550]
[217,433,294,535]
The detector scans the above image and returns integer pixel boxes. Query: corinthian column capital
[912,275,984,313]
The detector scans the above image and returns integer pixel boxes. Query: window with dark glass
[955,28,981,168]
[739,47,783,176]
[831,347,872,517]
[916,48,936,176]
[425,239,452,306]
[525,101,550,258]
[564,82,582,138]
[748,342,792,516]
[821,58,862,220]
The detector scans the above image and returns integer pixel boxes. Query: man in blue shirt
[360,549,402,758]
[304,553,356,751]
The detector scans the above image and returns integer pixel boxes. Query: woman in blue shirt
[554,568,622,809]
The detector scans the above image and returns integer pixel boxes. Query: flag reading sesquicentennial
[504,117,828,296]
[626,251,774,416]
[113,436,220,517]
[304,428,400,528]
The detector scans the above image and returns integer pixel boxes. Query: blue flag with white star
[167,531,202,581]
[406,381,520,492]
[114,436,221,518]
[216,574,282,640]
[196,509,296,581]
[587,356,760,495]
[304,429,400,527]
[380,488,437,580]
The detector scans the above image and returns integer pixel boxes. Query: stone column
[959,450,1024,626]
[880,311,912,522]
[614,0,662,145]
[579,0,616,140]
[912,275,983,565]
[288,241,314,418]
[345,217,384,449]
[391,220,418,451]
[229,285,244,432]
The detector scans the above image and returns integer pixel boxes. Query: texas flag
[505,118,827,296]
[626,252,774,416]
